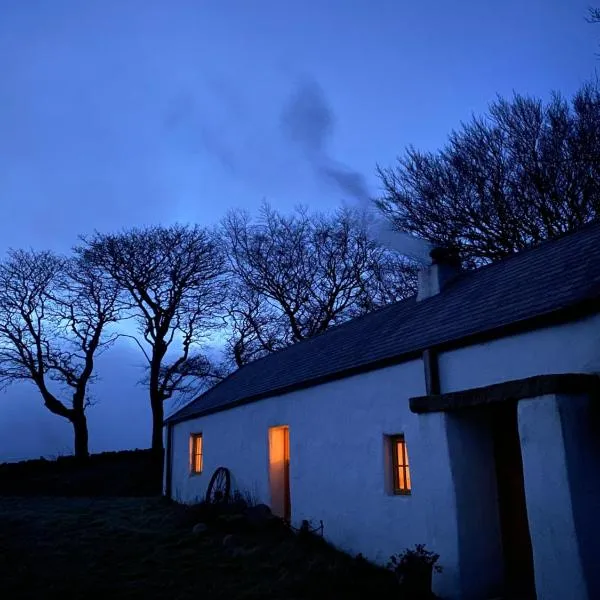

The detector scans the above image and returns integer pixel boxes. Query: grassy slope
[0,497,400,600]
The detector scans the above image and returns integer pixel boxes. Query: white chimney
[417,247,461,301]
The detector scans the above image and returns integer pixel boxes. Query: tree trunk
[149,339,166,455]
[150,390,164,454]
[71,414,89,460]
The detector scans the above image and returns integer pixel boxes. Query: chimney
[417,246,461,301]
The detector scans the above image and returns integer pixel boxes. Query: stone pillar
[418,411,462,599]
[446,410,504,600]
[518,394,589,600]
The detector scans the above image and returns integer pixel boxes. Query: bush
[388,544,442,599]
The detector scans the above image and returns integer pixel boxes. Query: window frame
[390,434,411,495]
[189,433,203,475]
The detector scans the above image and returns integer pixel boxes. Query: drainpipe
[422,349,440,395]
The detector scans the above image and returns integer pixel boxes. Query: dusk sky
[0,0,597,461]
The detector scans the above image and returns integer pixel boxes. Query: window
[190,433,203,474]
[390,434,411,494]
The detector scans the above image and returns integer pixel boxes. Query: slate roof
[166,220,600,424]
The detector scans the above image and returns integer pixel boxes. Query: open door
[268,425,291,521]
[447,403,536,599]
[492,402,536,599]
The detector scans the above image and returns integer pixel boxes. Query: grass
[0,496,400,600]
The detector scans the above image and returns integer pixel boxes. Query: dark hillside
[0,449,162,496]
[0,496,400,600]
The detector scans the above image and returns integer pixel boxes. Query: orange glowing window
[391,435,411,494]
[190,433,203,474]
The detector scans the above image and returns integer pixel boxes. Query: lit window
[391,434,411,494]
[190,433,203,474]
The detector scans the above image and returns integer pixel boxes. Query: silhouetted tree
[222,205,416,367]
[376,84,600,267]
[80,225,228,452]
[0,250,120,459]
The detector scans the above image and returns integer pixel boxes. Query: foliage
[388,544,443,580]
[376,83,600,268]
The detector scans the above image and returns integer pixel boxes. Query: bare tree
[222,204,416,368]
[0,250,120,459]
[587,7,600,57]
[80,225,228,453]
[375,84,600,267]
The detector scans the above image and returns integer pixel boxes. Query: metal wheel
[205,467,231,504]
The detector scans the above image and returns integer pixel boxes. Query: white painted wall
[446,409,504,599]
[556,393,600,599]
[518,395,589,600]
[438,313,600,393]
[170,359,462,596]
[168,312,600,599]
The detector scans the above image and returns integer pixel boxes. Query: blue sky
[0,0,597,460]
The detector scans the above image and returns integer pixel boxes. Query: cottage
[164,221,600,600]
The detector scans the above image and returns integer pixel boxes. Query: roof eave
[164,295,600,426]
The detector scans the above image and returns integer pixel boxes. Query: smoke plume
[280,79,371,203]
[280,78,432,263]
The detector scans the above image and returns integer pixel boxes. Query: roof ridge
[464,218,600,274]
[233,295,416,372]
[414,218,600,300]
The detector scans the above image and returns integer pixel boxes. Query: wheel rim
[206,467,231,504]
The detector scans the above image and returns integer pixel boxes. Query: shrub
[388,544,442,598]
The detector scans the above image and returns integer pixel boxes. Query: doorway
[447,401,536,599]
[268,425,291,521]
[491,401,536,599]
